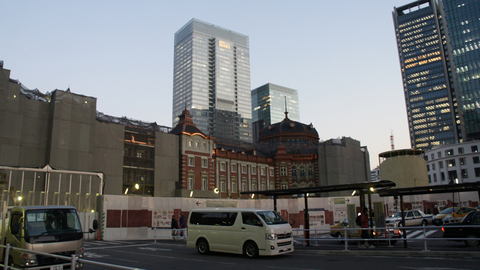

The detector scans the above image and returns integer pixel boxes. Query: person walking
[179,213,186,238]
[359,207,374,249]
[171,216,179,240]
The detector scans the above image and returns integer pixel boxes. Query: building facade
[425,141,480,185]
[393,0,480,151]
[1,63,371,200]
[172,19,252,146]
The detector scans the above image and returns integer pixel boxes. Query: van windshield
[257,211,288,225]
[24,209,83,243]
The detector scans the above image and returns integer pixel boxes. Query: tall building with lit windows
[172,19,252,146]
[251,83,300,142]
[393,0,480,151]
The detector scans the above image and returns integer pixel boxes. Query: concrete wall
[380,155,429,188]
[155,132,179,197]
[318,137,371,197]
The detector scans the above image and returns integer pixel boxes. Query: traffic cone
[97,229,101,241]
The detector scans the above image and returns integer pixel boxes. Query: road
[81,227,480,270]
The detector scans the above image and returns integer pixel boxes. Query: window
[447,159,456,167]
[220,162,226,171]
[428,175,431,183]
[427,165,430,171]
[201,175,207,191]
[189,211,237,226]
[474,156,480,164]
[242,212,261,226]
[251,181,257,191]
[432,163,436,170]
[445,149,454,156]
[232,180,237,193]
[201,158,208,168]
[269,168,274,176]
[462,169,468,179]
[460,158,466,165]
[281,181,288,189]
[242,165,247,173]
[261,181,266,190]
[475,168,480,177]
[261,167,265,176]
[231,163,237,172]
[242,180,247,191]
[300,168,305,178]
[308,168,314,178]
[188,156,195,166]
[136,151,143,158]
[433,173,437,182]
[202,142,206,149]
[439,161,444,169]
[270,182,275,189]
[472,145,478,153]
[458,147,464,154]
[437,151,442,158]
[441,172,446,181]
[195,141,199,148]
[220,178,226,192]
[188,174,194,190]
[448,170,458,183]
[188,140,192,147]
[280,165,287,176]
[292,169,297,178]
[431,154,434,160]
[252,166,256,175]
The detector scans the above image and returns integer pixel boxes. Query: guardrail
[1,243,142,270]
[152,228,187,242]
[292,225,480,251]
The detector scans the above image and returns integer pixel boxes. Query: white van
[186,208,294,258]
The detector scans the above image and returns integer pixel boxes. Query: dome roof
[258,113,319,142]
[170,108,210,138]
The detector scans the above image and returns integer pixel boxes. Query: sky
[1,0,416,169]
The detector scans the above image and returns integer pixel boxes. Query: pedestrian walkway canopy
[376,181,480,197]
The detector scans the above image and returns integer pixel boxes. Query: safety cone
[97,229,101,241]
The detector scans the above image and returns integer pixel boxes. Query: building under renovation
[0,62,371,200]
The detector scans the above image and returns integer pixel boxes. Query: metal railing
[1,243,143,270]
[152,228,187,242]
[292,225,480,251]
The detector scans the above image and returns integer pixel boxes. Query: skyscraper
[440,0,480,140]
[252,83,300,129]
[393,0,461,150]
[172,19,252,145]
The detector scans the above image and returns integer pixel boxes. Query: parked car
[330,218,401,245]
[385,210,433,227]
[442,211,480,247]
[433,206,478,226]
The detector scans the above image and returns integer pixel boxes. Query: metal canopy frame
[240,180,396,246]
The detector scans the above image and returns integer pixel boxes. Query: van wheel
[464,235,479,247]
[197,239,210,254]
[243,241,258,258]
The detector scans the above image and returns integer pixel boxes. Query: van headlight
[21,253,38,267]
[266,233,278,240]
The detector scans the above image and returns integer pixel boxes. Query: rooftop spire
[283,96,290,121]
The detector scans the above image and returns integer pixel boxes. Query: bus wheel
[197,238,210,254]
[243,241,258,258]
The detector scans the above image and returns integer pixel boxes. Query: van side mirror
[93,219,98,230]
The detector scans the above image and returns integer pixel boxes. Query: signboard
[152,209,174,228]
[308,208,325,229]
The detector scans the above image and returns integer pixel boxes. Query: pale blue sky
[1,0,415,169]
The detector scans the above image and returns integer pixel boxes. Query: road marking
[86,243,151,250]
[84,252,109,258]
[138,247,172,252]
[414,230,437,238]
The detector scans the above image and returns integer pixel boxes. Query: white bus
[186,208,294,258]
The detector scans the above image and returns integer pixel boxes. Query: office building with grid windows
[172,19,252,146]
[393,0,480,151]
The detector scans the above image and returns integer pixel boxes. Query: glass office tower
[252,83,300,130]
[393,0,462,150]
[173,19,252,145]
[440,0,480,140]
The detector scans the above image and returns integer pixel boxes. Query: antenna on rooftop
[390,130,395,150]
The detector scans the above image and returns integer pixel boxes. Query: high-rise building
[393,0,480,151]
[251,83,300,143]
[172,19,252,145]
[252,83,300,129]
[440,0,480,140]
